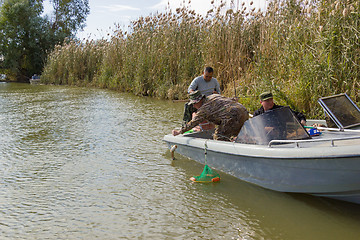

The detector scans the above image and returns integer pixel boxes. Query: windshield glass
[236,106,310,145]
[319,94,360,129]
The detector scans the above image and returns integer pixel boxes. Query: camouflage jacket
[180,94,248,134]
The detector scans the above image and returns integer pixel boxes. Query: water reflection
[171,154,360,239]
[0,83,360,239]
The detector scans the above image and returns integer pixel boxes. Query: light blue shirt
[188,76,221,96]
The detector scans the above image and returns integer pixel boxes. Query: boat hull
[164,134,360,204]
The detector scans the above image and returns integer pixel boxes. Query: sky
[45,0,268,40]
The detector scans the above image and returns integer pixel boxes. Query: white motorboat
[164,93,360,204]
[30,74,41,84]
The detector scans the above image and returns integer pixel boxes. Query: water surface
[1,83,360,239]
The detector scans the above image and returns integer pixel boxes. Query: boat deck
[269,130,360,148]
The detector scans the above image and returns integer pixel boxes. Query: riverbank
[41,0,359,118]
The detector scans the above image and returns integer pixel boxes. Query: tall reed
[42,0,360,118]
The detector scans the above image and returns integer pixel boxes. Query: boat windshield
[318,93,360,129]
[236,106,310,145]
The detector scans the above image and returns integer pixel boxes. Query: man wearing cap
[254,92,306,125]
[173,90,248,141]
[182,67,221,126]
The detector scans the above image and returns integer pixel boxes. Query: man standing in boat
[173,90,248,141]
[254,92,306,125]
[182,67,221,126]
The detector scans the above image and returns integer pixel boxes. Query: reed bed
[42,0,360,118]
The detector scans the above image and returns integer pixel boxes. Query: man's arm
[253,106,264,117]
[214,78,221,94]
[188,77,200,93]
[293,110,306,125]
[172,108,207,136]
[180,111,205,134]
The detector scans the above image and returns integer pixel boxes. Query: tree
[0,0,89,82]
[49,0,89,38]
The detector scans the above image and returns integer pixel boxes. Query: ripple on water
[1,83,360,239]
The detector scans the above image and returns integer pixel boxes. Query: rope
[204,140,208,165]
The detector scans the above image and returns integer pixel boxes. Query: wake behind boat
[164,93,360,204]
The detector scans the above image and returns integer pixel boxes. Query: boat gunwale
[268,135,360,148]
[163,133,360,160]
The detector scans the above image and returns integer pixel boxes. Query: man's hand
[172,129,181,136]
[193,126,201,132]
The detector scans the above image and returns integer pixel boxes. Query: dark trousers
[182,102,196,127]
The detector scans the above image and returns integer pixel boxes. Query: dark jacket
[253,104,306,122]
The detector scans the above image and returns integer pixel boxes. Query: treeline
[41,0,360,118]
[0,0,89,82]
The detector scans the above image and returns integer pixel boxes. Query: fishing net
[190,164,220,182]
[190,141,220,183]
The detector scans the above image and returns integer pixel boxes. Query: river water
[1,82,360,239]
